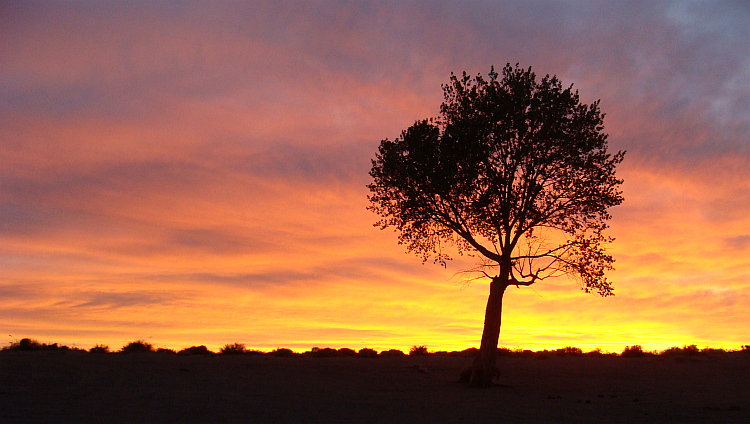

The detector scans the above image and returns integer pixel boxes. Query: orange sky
[2,1,749,353]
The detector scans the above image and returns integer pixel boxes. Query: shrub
[682,344,700,355]
[89,344,110,354]
[121,340,155,353]
[338,348,357,357]
[19,338,43,351]
[268,348,295,357]
[219,343,247,355]
[178,345,213,355]
[157,348,177,354]
[2,338,77,352]
[409,345,428,356]
[380,349,406,357]
[452,347,478,357]
[584,348,604,357]
[9,338,43,351]
[661,344,701,357]
[307,347,339,357]
[497,347,514,356]
[357,348,379,358]
[555,346,584,356]
[660,346,682,356]
[534,350,550,359]
[621,345,645,358]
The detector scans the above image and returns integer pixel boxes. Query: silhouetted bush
[2,338,81,352]
[357,348,379,358]
[621,345,645,358]
[555,346,584,356]
[338,348,357,357]
[89,344,110,354]
[461,347,479,358]
[219,343,247,354]
[178,345,212,355]
[534,350,550,359]
[409,345,428,356]
[584,348,604,357]
[661,344,701,357]
[380,349,406,357]
[683,344,699,355]
[306,347,339,357]
[496,347,514,356]
[268,348,295,357]
[157,348,177,354]
[121,340,155,353]
[15,338,43,351]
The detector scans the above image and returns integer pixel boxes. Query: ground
[1,351,748,423]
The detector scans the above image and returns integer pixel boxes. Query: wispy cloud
[1,0,749,352]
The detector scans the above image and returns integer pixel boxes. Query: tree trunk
[468,272,509,387]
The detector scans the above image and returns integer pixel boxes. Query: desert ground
[1,350,748,423]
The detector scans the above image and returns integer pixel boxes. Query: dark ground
[1,351,748,423]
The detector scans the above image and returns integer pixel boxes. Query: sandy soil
[1,351,748,423]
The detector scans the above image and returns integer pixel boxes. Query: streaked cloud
[1,0,748,352]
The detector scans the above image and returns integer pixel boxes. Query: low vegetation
[409,345,429,356]
[178,345,212,355]
[3,338,749,359]
[120,340,155,353]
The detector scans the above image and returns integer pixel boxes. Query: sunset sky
[2,1,749,353]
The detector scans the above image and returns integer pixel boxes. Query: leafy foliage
[369,64,624,295]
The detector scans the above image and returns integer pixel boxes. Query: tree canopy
[368,64,624,296]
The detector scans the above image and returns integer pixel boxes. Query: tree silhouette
[368,64,625,387]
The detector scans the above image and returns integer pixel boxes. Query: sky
[1,0,749,353]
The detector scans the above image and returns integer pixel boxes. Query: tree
[368,64,625,387]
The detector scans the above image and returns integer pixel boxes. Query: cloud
[724,235,750,251]
[1,0,749,351]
